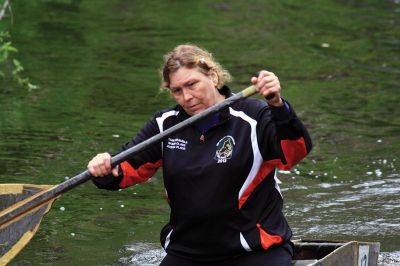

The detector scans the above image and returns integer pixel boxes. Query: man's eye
[171,88,182,95]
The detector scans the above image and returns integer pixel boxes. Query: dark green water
[1,0,399,265]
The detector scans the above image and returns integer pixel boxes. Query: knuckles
[88,152,112,176]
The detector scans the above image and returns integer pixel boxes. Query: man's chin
[185,106,204,116]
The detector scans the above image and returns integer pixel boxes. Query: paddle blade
[0,184,58,265]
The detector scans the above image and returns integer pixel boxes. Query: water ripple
[117,242,165,266]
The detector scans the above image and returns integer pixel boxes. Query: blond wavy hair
[160,44,232,90]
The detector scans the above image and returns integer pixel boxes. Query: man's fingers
[112,166,119,177]
[102,156,111,172]
[88,153,112,177]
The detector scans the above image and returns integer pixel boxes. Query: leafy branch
[0,0,38,91]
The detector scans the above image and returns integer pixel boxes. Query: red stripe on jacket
[279,137,308,170]
[239,160,278,209]
[238,137,307,209]
[257,224,283,250]
[119,160,162,188]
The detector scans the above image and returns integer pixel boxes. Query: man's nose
[182,88,193,101]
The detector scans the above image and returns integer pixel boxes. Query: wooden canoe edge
[292,239,380,266]
[0,185,56,227]
[319,241,358,266]
[0,184,53,195]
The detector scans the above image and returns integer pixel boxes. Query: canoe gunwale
[292,239,380,266]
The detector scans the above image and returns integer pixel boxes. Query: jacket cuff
[269,99,292,121]
[92,167,123,190]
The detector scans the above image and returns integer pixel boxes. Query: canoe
[292,239,380,266]
[1,185,381,266]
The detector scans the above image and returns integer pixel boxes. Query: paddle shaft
[0,85,257,225]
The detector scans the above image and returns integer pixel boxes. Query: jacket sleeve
[257,99,312,170]
[92,115,163,190]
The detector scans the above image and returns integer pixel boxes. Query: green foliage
[12,58,38,90]
[0,2,38,91]
[0,32,17,60]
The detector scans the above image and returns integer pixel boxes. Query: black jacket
[93,86,312,261]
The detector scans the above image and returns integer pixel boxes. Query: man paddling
[88,44,312,265]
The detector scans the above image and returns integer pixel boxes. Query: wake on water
[114,242,400,266]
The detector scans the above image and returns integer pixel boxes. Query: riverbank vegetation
[0,0,37,90]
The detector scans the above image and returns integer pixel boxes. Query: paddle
[0,84,257,264]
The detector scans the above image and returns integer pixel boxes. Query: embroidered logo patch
[215,135,235,163]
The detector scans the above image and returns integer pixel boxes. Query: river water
[1,1,399,265]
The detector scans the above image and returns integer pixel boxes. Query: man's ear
[209,71,218,87]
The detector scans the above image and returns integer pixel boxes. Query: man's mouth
[185,104,203,115]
